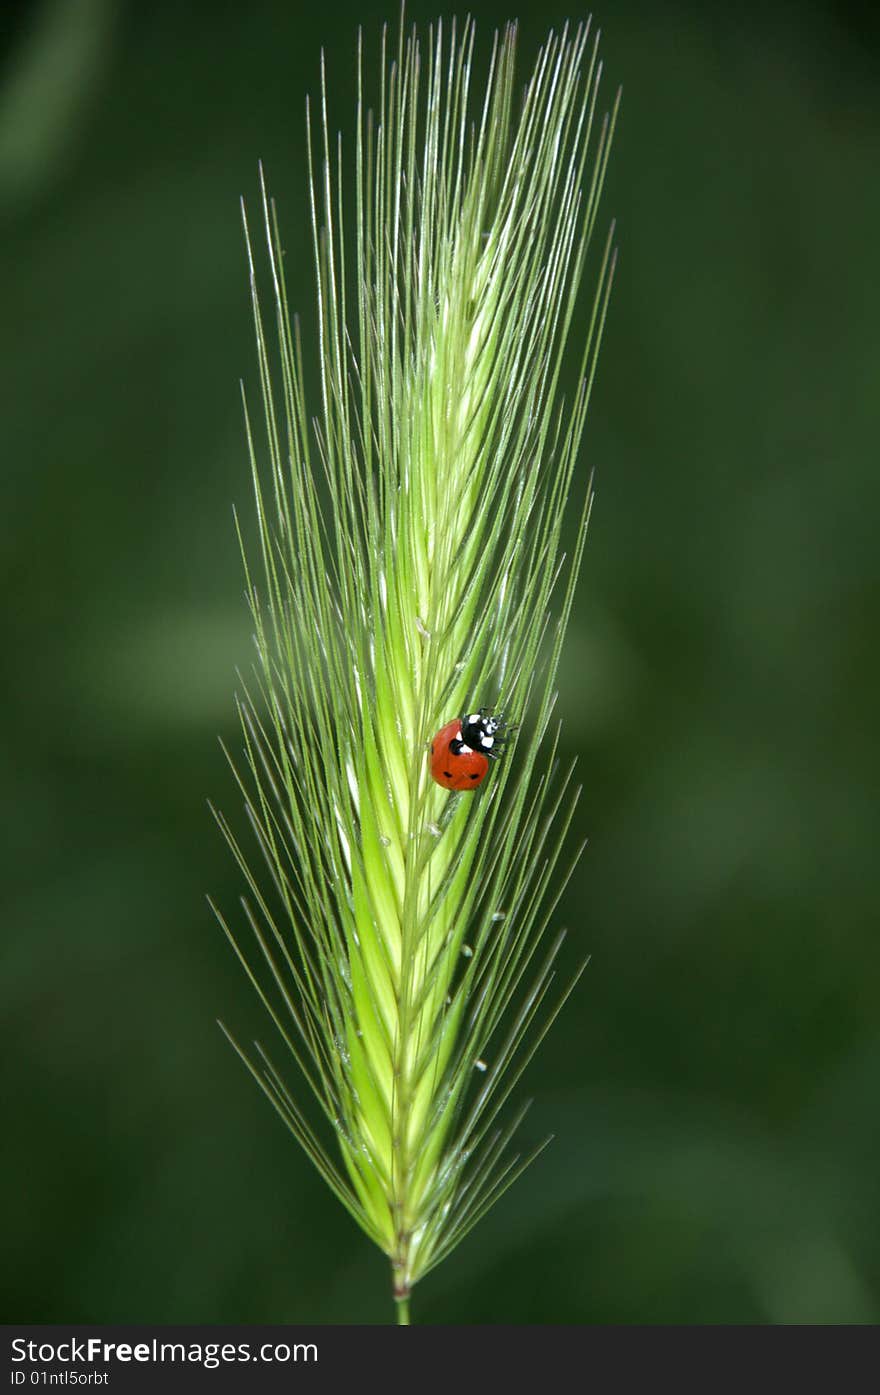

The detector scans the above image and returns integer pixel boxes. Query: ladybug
[429,709,508,791]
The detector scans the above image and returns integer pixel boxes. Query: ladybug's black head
[460,708,507,758]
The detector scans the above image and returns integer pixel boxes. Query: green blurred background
[3,0,878,1324]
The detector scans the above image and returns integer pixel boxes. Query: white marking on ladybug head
[481,735,494,750]
[467,713,479,725]
[458,742,474,755]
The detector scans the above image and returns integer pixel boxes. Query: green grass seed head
[212,16,617,1319]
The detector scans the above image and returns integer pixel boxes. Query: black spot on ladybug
[470,773,479,779]
[430,744,434,754]
[443,771,453,779]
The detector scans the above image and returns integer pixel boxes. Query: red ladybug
[429,709,508,790]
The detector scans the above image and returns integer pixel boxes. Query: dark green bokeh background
[3,0,878,1323]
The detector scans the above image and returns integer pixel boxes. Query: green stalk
[212,16,618,1321]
